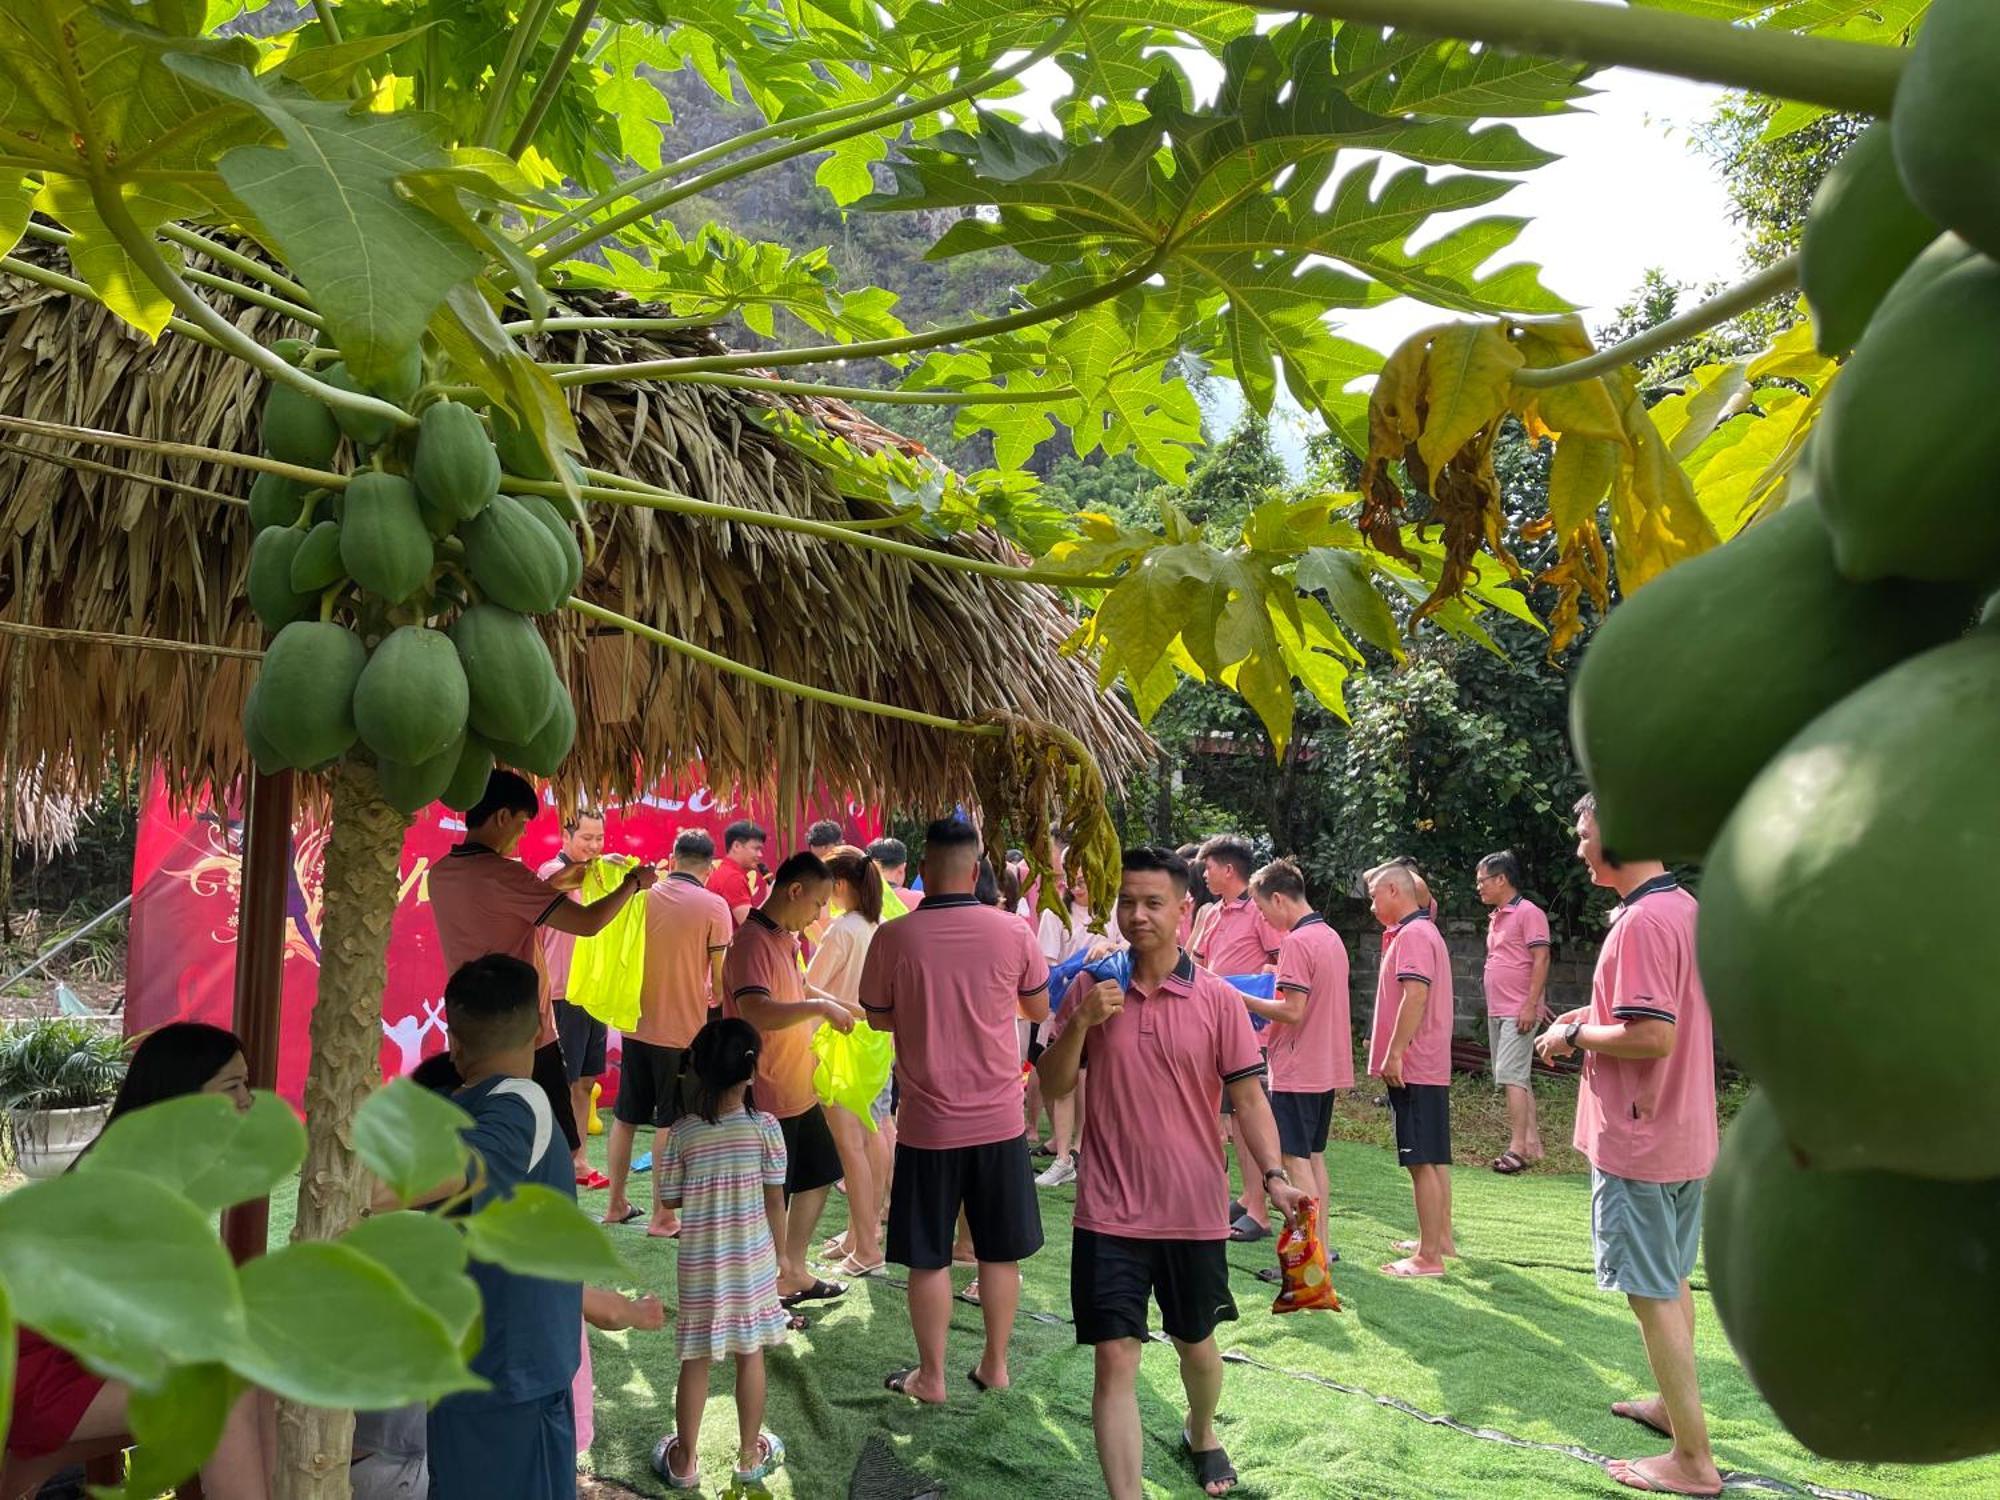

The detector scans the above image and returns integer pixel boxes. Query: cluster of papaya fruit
[242,339,586,814]
[1571,1,2000,1464]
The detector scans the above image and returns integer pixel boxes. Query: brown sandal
[1492,1150,1529,1175]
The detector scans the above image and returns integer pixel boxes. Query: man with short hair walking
[1537,796,1721,1498]
[1189,834,1284,1240]
[1476,849,1552,1174]
[1365,860,1457,1277]
[1041,846,1304,1499]
[865,818,1049,1405]
[603,829,733,1234]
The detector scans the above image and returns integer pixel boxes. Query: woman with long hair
[806,846,890,1277]
[5,1024,272,1498]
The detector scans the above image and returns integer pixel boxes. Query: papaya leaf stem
[507,0,602,160]
[0,412,349,490]
[20,221,321,328]
[476,0,561,151]
[0,440,243,509]
[0,253,225,351]
[631,371,1081,406]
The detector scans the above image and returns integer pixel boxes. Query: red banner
[126,773,878,1107]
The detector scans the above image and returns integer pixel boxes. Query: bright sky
[1011,55,1747,472]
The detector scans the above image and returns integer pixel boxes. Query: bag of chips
[1270,1198,1342,1314]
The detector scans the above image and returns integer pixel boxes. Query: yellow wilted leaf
[1547,435,1620,535]
[1608,371,1721,591]
[1510,314,1596,371]
[1416,322,1523,474]
[1365,327,1440,472]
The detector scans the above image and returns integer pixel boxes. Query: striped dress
[658,1107,793,1362]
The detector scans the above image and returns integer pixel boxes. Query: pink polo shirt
[1190,893,1283,976]
[427,843,562,1047]
[1049,953,1266,1239]
[1574,877,1718,1184]
[1366,911,1453,1087]
[859,893,1049,1150]
[536,855,580,1001]
[1483,897,1551,1019]
[1268,914,1353,1094]
[636,873,732,1049]
[721,907,816,1120]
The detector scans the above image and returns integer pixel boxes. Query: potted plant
[0,1016,126,1177]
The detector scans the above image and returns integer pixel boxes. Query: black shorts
[778,1105,844,1199]
[614,1038,688,1128]
[1272,1088,1337,1158]
[552,999,607,1081]
[1219,1046,1269,1116]
[1388,1083,1452,1167]
[887,1134,1044,1271]
[531,1041,582,1153]
[1071,1228,1237,1346]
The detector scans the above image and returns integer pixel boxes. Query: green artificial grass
[565,1131,2000,1499]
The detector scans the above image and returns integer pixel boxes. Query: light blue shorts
[1590,1168,1704,1302]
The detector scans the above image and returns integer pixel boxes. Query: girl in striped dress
[652,1018,791,1491]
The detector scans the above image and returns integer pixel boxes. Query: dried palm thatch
[0,237,1150,820]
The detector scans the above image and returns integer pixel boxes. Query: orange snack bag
[1271,1198,1342,1314]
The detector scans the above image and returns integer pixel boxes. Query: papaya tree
[0,0,1975,1492]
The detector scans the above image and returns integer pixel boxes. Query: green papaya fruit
[412,401,502,524]
[490,405,554,482]
[260,382,340,468]
[516,494,585,598]
[374,730,465,815]
[1812,252,2000,582]
[439,734,496,813]
[339,472,435,604]
[493,687,575,777]
[1570,497,1975,863]
[448,604,559,745]
[241,681,287,777]
[247,527,317,634]
[352,625,470,766]
[461,494,570,614]
[289,521,345,593]
[366,344,426,409]
[253,621,366,770]
[323,363,398,450]
[1891,0,2000,261]
[1701,629,2000,1179]
[1801,124,1941,357]
[249,472,307,533]
[271,338,311,368]
[1708,1092,2000,1463]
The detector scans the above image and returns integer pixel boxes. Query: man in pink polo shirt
[1476,849,1553,1175]
[539,808,609,1187]
[1244,858,1351,1237]
[862,818,1049,1406]
[720,850,854,1306]
[602,828,732,1234]
[1040,846,1303,1500]
[428,771,656,1169]
[1365,860,1457,1278]
[706,818,767,928]
[1189,833,1284,1243]
[1536,795,1720,1500]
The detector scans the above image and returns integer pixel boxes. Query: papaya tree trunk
[275,758,410,1500]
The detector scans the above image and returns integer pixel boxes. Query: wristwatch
[1565,1021,1584,1049]
[1262,1167,1291,1187]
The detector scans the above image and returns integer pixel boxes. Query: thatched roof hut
[0,239,1149,816]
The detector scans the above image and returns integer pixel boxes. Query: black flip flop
[967,1369,994,1393]
[780,1277,848,1308]
[1182,1430,1237,1495]
[605,1205,644,1225]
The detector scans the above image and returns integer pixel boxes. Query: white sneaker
[1035,1151,1078,1188]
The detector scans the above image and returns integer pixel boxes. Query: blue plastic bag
[1048,950,1274,1030]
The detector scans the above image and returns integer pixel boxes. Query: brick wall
[1327,905,1600,1036]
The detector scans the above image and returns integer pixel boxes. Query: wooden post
[223,766,293,1266]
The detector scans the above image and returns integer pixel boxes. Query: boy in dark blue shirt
[423,954,584,1500]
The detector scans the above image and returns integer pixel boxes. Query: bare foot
[1380,1256,1446,1278]
[969,1357,1010,1392]
[1611,1398,1673,1440]
[646,1212,679,1239]
[1605,1454,1722,1496]
[884,1367,948,1405]
[601,1200,639,1225]
[1392,1239,1459,1258]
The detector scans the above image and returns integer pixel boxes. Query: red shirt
[1367,910,1453,1087]
[1484,897,1551,1019]
[1189,893,1283,976]
[860,893,1050,1150]
[706,858,763,926]
[636,873,732,1048]
[1268,913,1353,1093]
[1049,952,1266,1239]
[428,843,562,1047]
[1574,877,1718,1184]
[720,907,816,1119]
